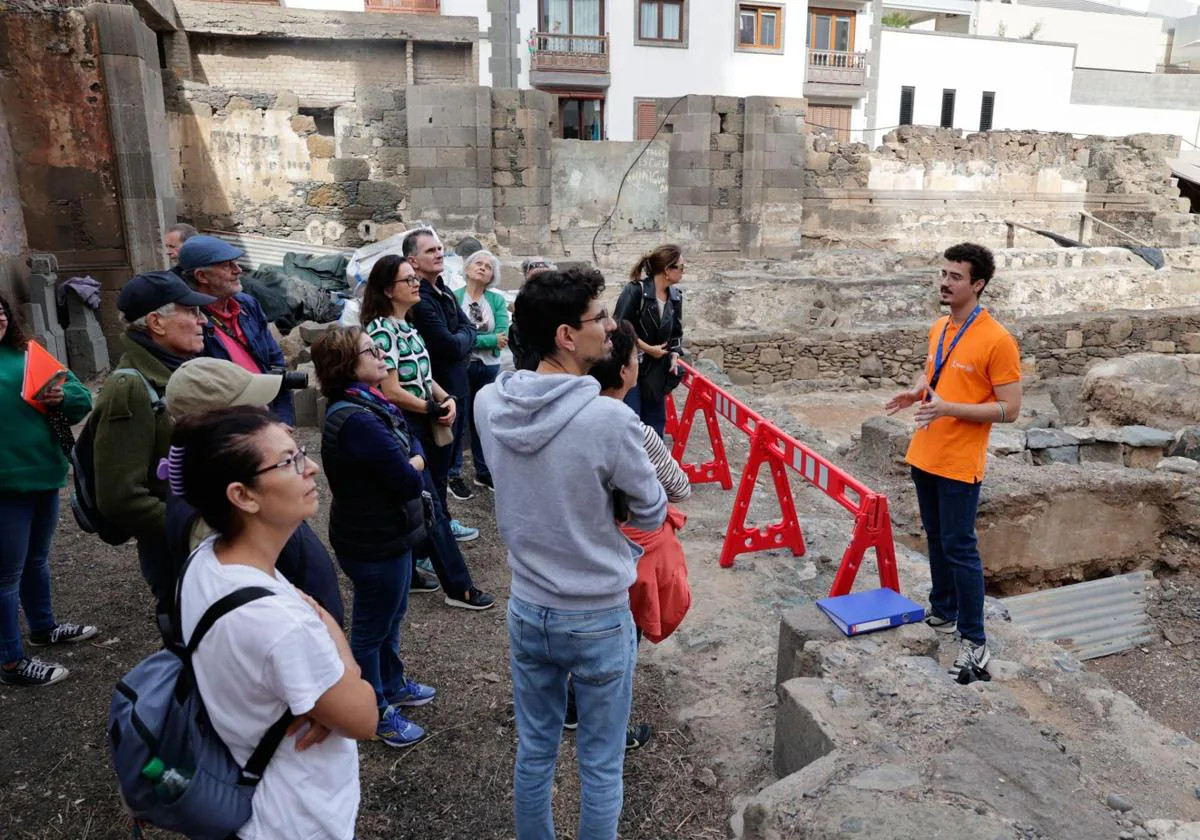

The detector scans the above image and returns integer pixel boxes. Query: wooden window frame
[735,3,784,54]
[636,0,688,49]
[557,94,606,141]
[539,0,605,36]
[806,8,856,53]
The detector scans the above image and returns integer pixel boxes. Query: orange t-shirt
[905,308,1021,484]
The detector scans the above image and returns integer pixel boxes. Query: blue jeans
[623,384,666,439]
[0,491,59,665]
[450,360,500,481]
[337,552,412,711]
[911,466,986,645]
[507,595,636,840]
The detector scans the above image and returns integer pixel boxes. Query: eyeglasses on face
[578,308,611,326]
[255,446,308,477]
[359,344,385,359]
[668,262,685,271]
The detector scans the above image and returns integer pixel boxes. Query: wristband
[997,402,1006,423]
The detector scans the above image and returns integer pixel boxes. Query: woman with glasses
[0,294,98,688]
[311,326,440,747]
[359,257,495,612]
[613,244,686,438]
[172,406,377,839]
[449,250,508,495]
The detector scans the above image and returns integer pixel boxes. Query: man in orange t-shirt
[885,243,1022,678]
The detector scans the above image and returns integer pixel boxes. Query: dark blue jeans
[337,552,411,711]
[623,384,666,439]
[911,466,986,645]
[0,491,59,665]
[450,360,500,482]
[416,468,475,599]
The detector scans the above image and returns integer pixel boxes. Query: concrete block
[774,678,840,778]
[776,606,844,686]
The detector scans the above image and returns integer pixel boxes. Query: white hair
[464,249,501,288]
[125,302,179,332]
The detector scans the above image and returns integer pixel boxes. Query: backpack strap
[239,710,295,786]
[186,586,277,655]
[110,367,165,414]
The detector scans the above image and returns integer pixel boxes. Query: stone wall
[491,89,553,253]
[801,127,1200,251]
[550,137,668,236]
[691,306,1200,387]
[0,96,27,302]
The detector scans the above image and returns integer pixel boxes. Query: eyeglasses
[255,446,308,477]
[397,276,420,287]
[359,345,385,359]
[668,262,685,271]
[578,308,611,326]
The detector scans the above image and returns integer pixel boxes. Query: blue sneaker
[450,519,479,542]
[374,706,425,747]
[415,556,435,575]
[388,678,437,707]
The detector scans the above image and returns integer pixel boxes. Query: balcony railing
[807,49,868,86]
[530,32,609,73]
[365,0,439,12]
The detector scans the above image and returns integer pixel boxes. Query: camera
[268,368,309,390]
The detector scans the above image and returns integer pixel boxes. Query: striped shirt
[642,423,691,503]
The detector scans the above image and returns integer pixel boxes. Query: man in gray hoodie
[475,267,667,840]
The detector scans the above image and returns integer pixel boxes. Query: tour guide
[886,242,1022,679]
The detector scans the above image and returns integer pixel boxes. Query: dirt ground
[0,428,732,840]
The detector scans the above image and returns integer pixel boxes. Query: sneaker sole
[391,694,436,708]
[410,585,442,594]
[925,621,957,636]
[448,486,475,501]
[28,628,99,647]
[372,732,426,747]
[453,532,480,543]
[473,478,494,492]
[443,596,496,611]
[563,721,578,731]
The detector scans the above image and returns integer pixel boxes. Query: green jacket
[452,286,510,360]
[0,344,92,493]
[90,333,174,545]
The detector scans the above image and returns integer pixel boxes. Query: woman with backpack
[172,406,377,839]
[311,325,440,748]
[0,293,97,687]
[613,244,686,438]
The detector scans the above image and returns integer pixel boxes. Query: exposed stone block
[1032,445,1080,465]
[307,135,334,158]
[330,157,370,183]
[858,415,912,476]
[1080,441,1124,465]
[1151,340,1177,353]
[1124,444,1165,469]
[774,678,841,778]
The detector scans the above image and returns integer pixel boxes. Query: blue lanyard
[928,306,981,397]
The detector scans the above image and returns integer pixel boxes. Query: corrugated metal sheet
[203,231,352,271]
[1002,570,1157,661]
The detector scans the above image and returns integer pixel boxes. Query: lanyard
[928,306,981,396]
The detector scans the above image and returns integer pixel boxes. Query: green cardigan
[0,344,92,494]
[452,286,510,360]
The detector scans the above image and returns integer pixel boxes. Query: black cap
[117,271,218,321]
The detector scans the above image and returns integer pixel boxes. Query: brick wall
[412,43,471,84]
[190,36,409,106]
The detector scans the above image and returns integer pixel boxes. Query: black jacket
[614,278,684,402]
[322,392,427,563]
[411,276,476,397]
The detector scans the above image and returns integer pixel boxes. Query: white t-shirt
[180,537,360,840]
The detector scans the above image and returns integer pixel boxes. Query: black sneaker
[28,622,99,647]
[474,474,495,492]
[0,657,69,687]
[924,614,957,636]
[448,477,475,501]
[410,571,441,594]
[444,588,496,611]
[626,723,653,751]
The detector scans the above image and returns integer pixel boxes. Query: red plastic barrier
[668,362,900,596]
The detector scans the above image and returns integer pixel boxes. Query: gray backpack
[108,553,293,839]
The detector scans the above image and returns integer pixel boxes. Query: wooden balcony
[530,32,609,74]
[365,0,439,12]
[807,49,867,86]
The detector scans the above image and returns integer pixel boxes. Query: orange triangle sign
[21,340,68,414]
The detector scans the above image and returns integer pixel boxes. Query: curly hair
[0,292,30,351]
[943,243,996,293]
[512,267,606,362]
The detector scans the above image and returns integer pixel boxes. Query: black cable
[591,95,688,265]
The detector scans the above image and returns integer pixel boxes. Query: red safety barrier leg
[665,392,679,439]
[719,425,806,568]
[828,494,901,596]
[670,380,733,490]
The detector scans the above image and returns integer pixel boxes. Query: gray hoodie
[475,370,668,611]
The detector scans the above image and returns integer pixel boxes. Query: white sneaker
[950,638,991,676]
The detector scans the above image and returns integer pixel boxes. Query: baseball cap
[178,235,247,272]
[165,357,283,419]
[117,271,218,321]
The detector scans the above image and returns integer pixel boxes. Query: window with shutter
[979,91,995,132]
[940,89,956,128]
[636,100,659,140]
[899,86,915,126]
